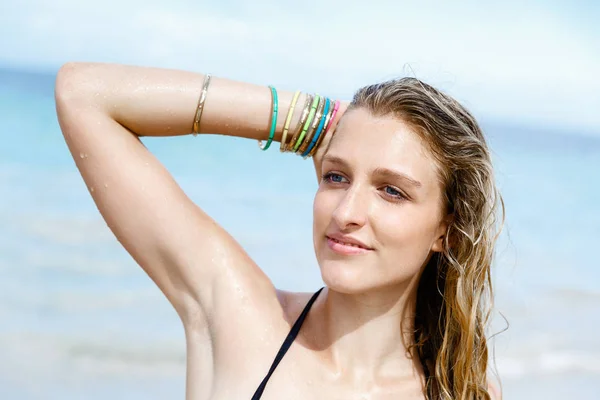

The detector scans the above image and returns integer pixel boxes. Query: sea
[1,67,599,399]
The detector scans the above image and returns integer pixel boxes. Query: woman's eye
[322,174,406,200]
[323,172,346,183]
[384,186,405,199]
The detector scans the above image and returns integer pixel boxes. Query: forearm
[56,62,347,144]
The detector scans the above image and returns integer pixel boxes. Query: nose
[331,184,369,230]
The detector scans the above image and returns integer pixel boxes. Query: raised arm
[54,62,345,326]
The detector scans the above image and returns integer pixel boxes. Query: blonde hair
[348,78,505,399]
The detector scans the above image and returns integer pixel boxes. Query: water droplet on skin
[90,187,95,192]
[104,183,108,188]
[79,153,88,159]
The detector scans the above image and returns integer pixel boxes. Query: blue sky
[1,0,598,133]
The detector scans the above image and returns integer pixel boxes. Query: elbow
[54,62,103,107]
[55,62,85,104]
[54,62,109,140]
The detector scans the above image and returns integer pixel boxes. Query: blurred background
[1,0,599,399]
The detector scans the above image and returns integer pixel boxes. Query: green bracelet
[259,86,278,151]
[293,94,320,152]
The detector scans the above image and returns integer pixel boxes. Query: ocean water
[1,67,599,399]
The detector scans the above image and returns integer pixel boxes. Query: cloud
[2,0,599,132]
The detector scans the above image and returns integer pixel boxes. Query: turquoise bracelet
[258,86,278,151]
[302,97,330,157]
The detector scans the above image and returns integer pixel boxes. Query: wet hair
[347,78,505,399]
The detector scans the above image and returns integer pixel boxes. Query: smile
[326,237,373,255]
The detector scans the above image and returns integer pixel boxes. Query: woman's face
[313,108,449,294]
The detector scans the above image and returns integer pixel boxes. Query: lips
[325,233,372,250]
[326,236,372,255]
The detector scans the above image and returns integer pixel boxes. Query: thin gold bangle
[306,98,337,158]
[280,91,301,152]
[192,74,212,136]
[285,93,312,153]
[297,95,325,155]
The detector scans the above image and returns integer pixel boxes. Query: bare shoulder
[488,379,502,400]
[276,288,320,325]
[204,286,317,385]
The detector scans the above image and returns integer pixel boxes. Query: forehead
[327,108,440,188]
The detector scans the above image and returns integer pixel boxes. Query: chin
[317,253,420,297]
[318,258,378,295]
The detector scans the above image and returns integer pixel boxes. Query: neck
[304,276,424,384]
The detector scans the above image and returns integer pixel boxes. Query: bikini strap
[251,286,325,399]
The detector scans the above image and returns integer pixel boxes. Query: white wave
[0,285,168,313]
[7,213,116,247]
[497,350,600,378]
[0,331,187,384]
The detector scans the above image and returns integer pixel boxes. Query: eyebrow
[322,155,423,188]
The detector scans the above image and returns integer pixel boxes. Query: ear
[432,213,453,253]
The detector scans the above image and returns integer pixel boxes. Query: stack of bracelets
[192,74,341,159]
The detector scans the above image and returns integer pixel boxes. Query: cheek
[313,190,331,232]
[373,211,436,284]
[376,207,438,253]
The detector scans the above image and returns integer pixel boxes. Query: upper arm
[54,64,280,328]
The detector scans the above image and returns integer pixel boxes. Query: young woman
[55,62,504,400]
